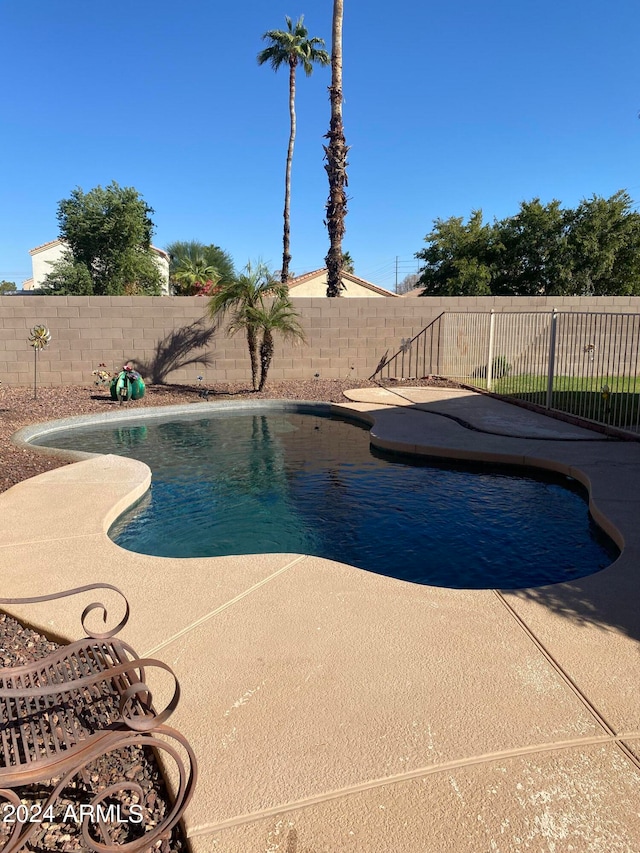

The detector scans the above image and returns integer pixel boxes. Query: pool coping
[3,389,640,852]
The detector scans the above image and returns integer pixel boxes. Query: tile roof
[288,268,326,285]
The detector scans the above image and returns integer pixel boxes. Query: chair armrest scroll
[0,583,130,640]
[0,656,180,732]
[118,658,182,731]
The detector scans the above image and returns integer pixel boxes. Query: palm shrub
[173,256,221,296]
[242,297,306,391]
[208,262,292,390]
[167,240,235,295]
[491,355,512,380]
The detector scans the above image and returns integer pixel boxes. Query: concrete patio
[2,387,640,852]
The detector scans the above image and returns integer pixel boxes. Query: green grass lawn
[470,374,640,430]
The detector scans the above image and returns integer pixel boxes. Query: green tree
[242,296,305,391]
[494,199,570,296]
[167,240,235,295]
[258,16,329,283]
[42,256,94,295]
[325,0,348,297]
[567,191,640,295]
[416,210,496,296]
[0,280,17,294]
[46,182,162,295]
[415,191,640,297]
[208,261,289,390]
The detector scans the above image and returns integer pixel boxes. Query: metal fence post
[436,313,443,376]
[546,309,557,410]
[486,310,495,391]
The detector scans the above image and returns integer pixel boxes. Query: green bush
[491,355,512,380]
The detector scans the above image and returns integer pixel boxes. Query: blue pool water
[34,409,618,589]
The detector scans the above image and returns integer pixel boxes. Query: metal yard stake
[28,324,51,399]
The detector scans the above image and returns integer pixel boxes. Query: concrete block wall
[2,295,640,387]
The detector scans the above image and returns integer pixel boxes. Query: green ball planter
[110,370,146,402]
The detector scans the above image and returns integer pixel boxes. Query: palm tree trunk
[281,59,296,284]
[247,325,259,391]
[325,0,348,297]
[258,329,274,391]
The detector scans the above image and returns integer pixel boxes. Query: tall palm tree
[325,0,349,297]
[208,261,288,390]
[258,16,330,283]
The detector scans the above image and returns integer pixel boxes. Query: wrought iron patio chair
[0,583,197,852]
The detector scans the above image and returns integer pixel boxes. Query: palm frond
[207,261,283,320]
[258,17,327,72]
[245,296,306,342]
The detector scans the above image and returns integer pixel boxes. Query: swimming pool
[33,407,617,589]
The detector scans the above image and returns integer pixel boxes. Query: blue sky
[2,0,639,291]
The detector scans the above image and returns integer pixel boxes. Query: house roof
[288,268,398,297]
[29,238,169,259]
[30,239,64,255]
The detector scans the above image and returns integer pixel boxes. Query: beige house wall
[2,294,640,387]
[289,270,392,297]
[28,242,68,291]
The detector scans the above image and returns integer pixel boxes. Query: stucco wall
[28,243,67,291]
[2,294,640,387]
[289,270,392,297]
